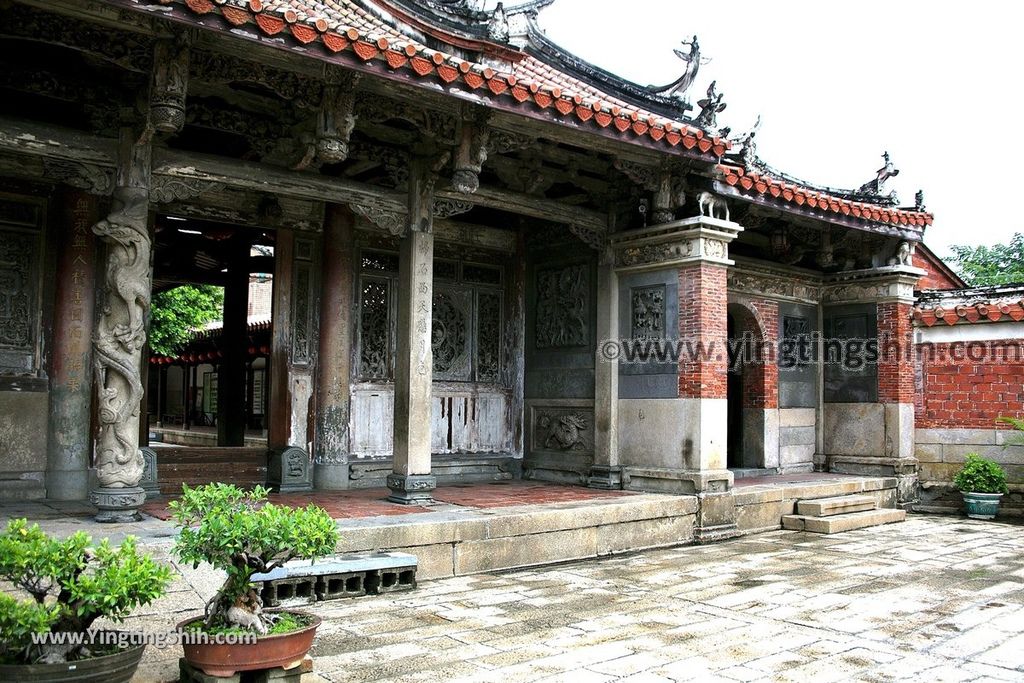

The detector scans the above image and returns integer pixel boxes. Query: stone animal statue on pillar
[92,186,151,488]
[697,191,730,222]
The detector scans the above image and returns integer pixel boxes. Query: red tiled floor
[140,481,629,521]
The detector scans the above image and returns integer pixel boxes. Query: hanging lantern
[770,226,790,255]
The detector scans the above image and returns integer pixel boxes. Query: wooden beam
[0,116,117,167]
[152,148,406,211]
[436,185,607,231]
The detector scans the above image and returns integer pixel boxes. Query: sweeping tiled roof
[134,0,925,229]
[717,163,934,229]
[151,0,729,156]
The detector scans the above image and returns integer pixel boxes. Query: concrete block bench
[252,552,417,607]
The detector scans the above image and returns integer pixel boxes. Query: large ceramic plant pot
[177,610,320,678]
[0,641,145,683]
[963,491,1003,520]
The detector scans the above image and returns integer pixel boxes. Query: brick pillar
[678,262,729,470]
[609,214,744,543]
[878,299,918,505]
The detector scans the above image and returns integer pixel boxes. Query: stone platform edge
[732,476,899,537]
[336,495,698,579]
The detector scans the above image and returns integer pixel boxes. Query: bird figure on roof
[695,80,726,131]
[648,35,709,99]
[858,151,900,196]
[487,2,509,41]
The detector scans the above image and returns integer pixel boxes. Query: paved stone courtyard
[105,514,1024,682]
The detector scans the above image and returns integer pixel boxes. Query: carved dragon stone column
[89,127,152,522]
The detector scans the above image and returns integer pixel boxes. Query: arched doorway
[726,302,772,471]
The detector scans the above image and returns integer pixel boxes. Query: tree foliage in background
[149,285,224,357]
[948,233,1024,286]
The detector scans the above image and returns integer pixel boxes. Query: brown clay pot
[176,610,321,678]
[0,640,145,682]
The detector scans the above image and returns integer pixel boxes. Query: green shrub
[169,483,338,634]
[953,454,1009,494]
[0,519,172,664]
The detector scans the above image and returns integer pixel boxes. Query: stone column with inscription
[46,191,98,500]
[388,162,436,504]
[610,214,743,542]
[90,127,152,522]
[590,247,621,489]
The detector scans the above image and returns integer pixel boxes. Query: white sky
[514,0,1024,258]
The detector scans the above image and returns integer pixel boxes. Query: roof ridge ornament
[694,80,726,132]
[857,151,900,198]
[648,35,706,99]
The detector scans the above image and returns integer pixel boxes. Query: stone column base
[694,491,739,544]
[828,455,919,507]
[140,447,161,499]
[90,486,146,523]
[623,467,733,495]
[386,473,436,505]
[588,465,624,490]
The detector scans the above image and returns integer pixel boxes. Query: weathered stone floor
[110,514,1024,682]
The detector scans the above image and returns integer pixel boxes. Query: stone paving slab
[65,514,1020,682]
[6,500,1023,682]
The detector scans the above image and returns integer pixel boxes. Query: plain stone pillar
[218,238,250,447]
[314,204,355,489]
[46,191,98,501]
[590,252,621,488]
[388,161,436,504]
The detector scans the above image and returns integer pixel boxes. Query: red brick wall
[917,340,1024,428]
[913,250,961,291]
[877,302,915,404]
[678,263,727,399]
[731,299,779,410]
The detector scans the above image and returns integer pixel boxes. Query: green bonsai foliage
[0,519,171,665]
[169,483,338,634]
[953,454,1009,495]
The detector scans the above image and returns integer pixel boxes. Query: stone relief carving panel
[531,407,595,454]
[631,285,666,340]
[535,263,588,349]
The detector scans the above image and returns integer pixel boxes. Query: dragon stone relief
[92,187,150,488]
[535,264,588,348]
[536,410,592,452]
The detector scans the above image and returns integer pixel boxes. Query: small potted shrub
[953,453,1009,520]
[0,519,171,682]
[170,483,338,678]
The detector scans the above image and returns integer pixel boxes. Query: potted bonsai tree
[953,453,1009,520]
[0,519,171,682]
[170,483,338,678]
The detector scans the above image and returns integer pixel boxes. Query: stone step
[782,508,906,534]
[796,494,877,517]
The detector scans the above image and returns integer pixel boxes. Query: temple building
[6,0,1012,530]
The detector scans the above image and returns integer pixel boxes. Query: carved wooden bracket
[42,159,114,196]
[351,202,405,236]
[452,106,491,194]
[317,71,360,164]
[150,177,224,204]
[150,32,192,134]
